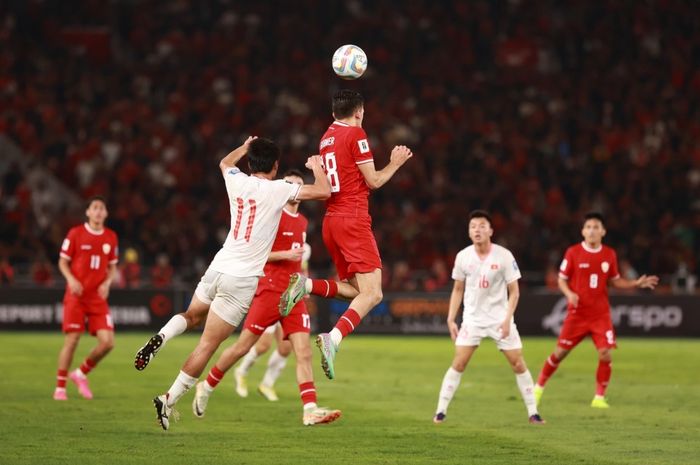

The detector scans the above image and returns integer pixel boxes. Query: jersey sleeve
[503,250,522,283]
[350,127,374,165]
[272,180,302,207]
[59,228,76,261]
[558,247,574,280]
[609,249,620,280]
[451,251,466,281]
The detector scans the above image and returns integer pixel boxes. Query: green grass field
[1,333,698,465]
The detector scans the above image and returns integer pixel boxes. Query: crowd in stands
[1,0,698,291]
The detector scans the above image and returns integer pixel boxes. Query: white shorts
[194,268,258,327]
[455,321,523,351]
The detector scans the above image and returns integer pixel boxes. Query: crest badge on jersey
[103,243,111,255]
[601,261,610,273]
[358,139,370,154]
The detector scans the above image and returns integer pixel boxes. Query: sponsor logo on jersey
[80,245,92,250]
[601,261,610,273]
[103,244,111,254]
[282,232,294,236]
[358,139,370,153]
[579,263,590,268]
[491,264,499,270]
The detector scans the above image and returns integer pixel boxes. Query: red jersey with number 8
[60,223,119,297]
[558,242,620,318]
[319,121,374,218]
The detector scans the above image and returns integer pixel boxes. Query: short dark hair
[247,138,280,174]
[282,168,305,179]
[86,195,107,209]
[332,89,364,119]
[584,212,605,227]
[468,209,492,226]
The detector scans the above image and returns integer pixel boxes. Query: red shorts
[557,314,617,350]
[62,292,113,335]
[244,289,310,338]
[322,215,382,281]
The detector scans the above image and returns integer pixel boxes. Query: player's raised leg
[135,294,210,370]
[535,344,573,405]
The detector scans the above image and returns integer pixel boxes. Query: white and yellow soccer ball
[332,45,368,80]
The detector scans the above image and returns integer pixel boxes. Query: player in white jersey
[152,136,331,431]
[433,210,545,425]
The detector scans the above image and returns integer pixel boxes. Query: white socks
[261,350,288,387]
[237,346,259,376]
[329,328,343,348]
[516,370,538,416]
[159,314,188,344]
[436,367,463,414]
[166,370,197,406]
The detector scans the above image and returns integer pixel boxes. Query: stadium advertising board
[0,289,698,336]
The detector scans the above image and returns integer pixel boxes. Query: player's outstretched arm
[219,136,257,174]
[446,279,465,341]
[358,145,413,190]
[611,274,660,290]
[297,155,331,201]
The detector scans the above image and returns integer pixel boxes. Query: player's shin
[436,367,463,415]
[596,360,611,397]
[536,353,561,388]
[159,314,188,344]
[261,350,287,387]
[166,370,198,406]
[516,370,538,416]
[330,308,361,347]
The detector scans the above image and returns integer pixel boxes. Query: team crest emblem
[103,243,111,254]
[601,261,610,273]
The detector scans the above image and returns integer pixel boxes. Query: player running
[433,210,544,425]
[534,212,659,408]
[54,196,118,401]
[280,89,413,380]
[151,137,331,430]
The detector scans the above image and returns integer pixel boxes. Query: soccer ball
[332,45,368,80]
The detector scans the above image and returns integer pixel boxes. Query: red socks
[310,279,338,298]
[334,308,361,338]
[299,382,317,406]
[56,369,68,388]
[596,360,612,396]
[537,353,560,387]
[206,366,225,389]
[79,358,97,376]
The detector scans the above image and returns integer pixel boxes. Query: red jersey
[558,242,620,318]
[60,223,119,296]
[319,121,374,217]
[256,209,308,293]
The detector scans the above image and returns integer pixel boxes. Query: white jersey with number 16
[451,243,522,326]
[208,167,301,278]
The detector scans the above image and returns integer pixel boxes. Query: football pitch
[1,333,698,465]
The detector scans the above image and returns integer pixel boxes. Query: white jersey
[208,167,302,278]
[451,243,521,326]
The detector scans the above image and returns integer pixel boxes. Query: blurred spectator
[423,258,450,292]
[30,255,54,286]
[117,247,142,288]
[672,263,697,294]
[150,253,174,288]
[0,256,14,284]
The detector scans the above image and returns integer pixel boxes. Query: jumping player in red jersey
[534,212,659,408]
[54,196,118,401]
[280,89,413,380]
